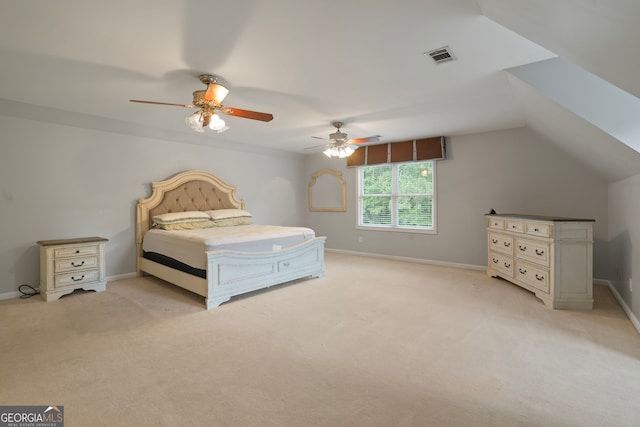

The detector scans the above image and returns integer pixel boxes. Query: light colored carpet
[1,252,639,427]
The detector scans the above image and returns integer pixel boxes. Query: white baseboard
[107,272,137,281]
[325,248,486,271]
[0,272,137,302]
[0,290,26,301]
[597,279,640,336]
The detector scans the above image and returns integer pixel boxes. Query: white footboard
[204,237,326,309]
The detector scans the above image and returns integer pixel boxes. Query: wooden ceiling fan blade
[305,143,330,150]
[220,107,274,122]
[203,83,229,104]
[130,99,196,108]
[349,135,381,144]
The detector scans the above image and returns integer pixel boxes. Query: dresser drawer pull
[492,238,498,244]
[519,268,527,274]
[71,275,85,282]
[534,228,539,232]
[75,250,80,254]
[71,261,85,267]
[535,249,545,256]
[535,274,544,281]
[492,258,499,264]
[504,262,511,268]
[519,245,526,251]
[504,242,511,247]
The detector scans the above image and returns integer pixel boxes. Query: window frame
[356,161,437,234]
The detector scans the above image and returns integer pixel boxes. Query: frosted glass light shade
[208,113,226,131]
[185,111,204,132]
[323,144,357,158]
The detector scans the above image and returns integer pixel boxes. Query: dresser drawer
[54,269,100,288]
[488,217,505,230]
[526,222,552,237]
[489,251,514,278]
[54,255,99,273]
[505,219,525,233]
[54,244,100,258]
[488,232,514,254]
[515,261,550,293]
[515,238,550,267]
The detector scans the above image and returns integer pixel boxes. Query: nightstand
[37,237,108,302]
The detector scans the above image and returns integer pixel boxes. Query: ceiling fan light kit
[323,143,358,158]
[309,121,381,158]
[130,74,273,134]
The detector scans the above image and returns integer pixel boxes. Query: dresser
[37,237,108,301]
[486,214,594,309]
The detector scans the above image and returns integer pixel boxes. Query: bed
[136,170,326,309]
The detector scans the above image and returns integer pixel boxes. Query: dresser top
[37,236,108,246]
[485,213,595,222]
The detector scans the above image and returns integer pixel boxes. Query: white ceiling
[1,0,639,181]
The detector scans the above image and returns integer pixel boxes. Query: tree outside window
[358,161,435,231]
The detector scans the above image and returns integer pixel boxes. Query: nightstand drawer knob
[71,275,85,282]
[71,261,85,267]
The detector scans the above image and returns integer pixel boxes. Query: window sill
[356,225,437,235]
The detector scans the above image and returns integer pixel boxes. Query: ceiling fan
[130,74,273,133]
[307,121,381,158]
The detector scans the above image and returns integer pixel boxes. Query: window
[357,161,436,232]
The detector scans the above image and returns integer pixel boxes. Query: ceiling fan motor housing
[330,131,348,142]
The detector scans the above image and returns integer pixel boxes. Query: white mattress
[142,224,316,270]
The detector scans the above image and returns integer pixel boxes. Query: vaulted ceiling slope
[0,0,638,181]
[479,0,640,182]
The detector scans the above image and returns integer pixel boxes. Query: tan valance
[347,136,445,167]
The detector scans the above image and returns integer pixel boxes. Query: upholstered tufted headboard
[136,170,245,266]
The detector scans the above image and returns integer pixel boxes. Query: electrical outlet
[357,236,363,243]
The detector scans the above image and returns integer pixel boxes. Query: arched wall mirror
[308,169,346,212]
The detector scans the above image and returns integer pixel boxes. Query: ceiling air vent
[425,46,456,64]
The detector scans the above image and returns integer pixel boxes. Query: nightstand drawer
[54,245,99,258]
[54,256,99,273]
[55,269,100,288]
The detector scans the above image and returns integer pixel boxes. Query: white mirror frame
[308,169,346,212]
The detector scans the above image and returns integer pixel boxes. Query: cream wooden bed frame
[136,170,325,309]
